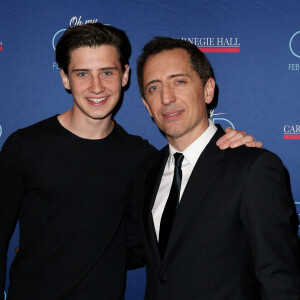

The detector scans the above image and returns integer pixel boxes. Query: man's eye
[149,86,158,93]
[176,80,185,84]
[103,71,112,76]
[77,72,87,77]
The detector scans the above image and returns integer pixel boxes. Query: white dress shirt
[152,119,217,240]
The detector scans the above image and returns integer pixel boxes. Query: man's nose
[89,77,105,94]
[161,86,176,105]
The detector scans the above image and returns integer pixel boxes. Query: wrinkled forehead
[142,49,195,83]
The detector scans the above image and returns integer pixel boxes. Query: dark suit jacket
[137,128,300,300]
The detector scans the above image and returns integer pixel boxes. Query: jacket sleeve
[0,132,26,299]
[125,183,145,270]
[241,151,300,299]
[125,141,157,270]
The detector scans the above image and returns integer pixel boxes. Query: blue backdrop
[0,1,299,298]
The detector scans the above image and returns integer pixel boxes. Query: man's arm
[125,183,145,270]
[241,151,300,298]
[0,132,25,299]
[216,127,263,149]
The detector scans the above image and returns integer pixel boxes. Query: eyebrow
[144,73,191,89]
[71,66,118,73]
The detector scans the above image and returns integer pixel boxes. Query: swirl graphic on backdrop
[52,29,67,51]
[0,125,2,138]
[52,20,109,51]
[210,109,235,129]
[289,31,300,58]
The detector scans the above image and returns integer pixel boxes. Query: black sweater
[0,116,156,299]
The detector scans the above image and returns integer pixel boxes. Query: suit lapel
[144,146,169,213]
[162,128,225,262]
[142,146,169,265]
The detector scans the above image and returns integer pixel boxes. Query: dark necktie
[159,152,184,258]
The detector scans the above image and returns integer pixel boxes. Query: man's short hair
[137,37,214,99]
[56,23,131,74]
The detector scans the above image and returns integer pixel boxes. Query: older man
[136,37,300,299]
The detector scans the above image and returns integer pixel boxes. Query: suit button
[159,276,166,284]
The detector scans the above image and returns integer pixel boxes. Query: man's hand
[216,127,263,149]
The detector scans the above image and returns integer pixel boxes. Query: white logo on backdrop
[51,16,100,69]
[52,29,66,51]
[210,109,235,129]
[52,16,99,51]
[289,31,300,58]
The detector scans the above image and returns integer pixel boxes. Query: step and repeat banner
[0,0,299,299]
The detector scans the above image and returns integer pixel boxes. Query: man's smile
[87,96,109,103]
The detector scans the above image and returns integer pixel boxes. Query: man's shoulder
[225,145,275,159]
[14,115,57,137]
[0,116,59,165]
[114,122,157,155]
[139,144,168,169]
[2,116,57,148]
[223,145,284,171]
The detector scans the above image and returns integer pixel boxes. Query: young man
[0,23,156,300]
[136,37,300,299]
[0,24,260,299]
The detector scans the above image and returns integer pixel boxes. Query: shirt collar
[168,119,217,167]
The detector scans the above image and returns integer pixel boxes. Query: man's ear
[142,98,153,117]
[121,64,130,87]
[204,78,215,104]
[60,69,70,90]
